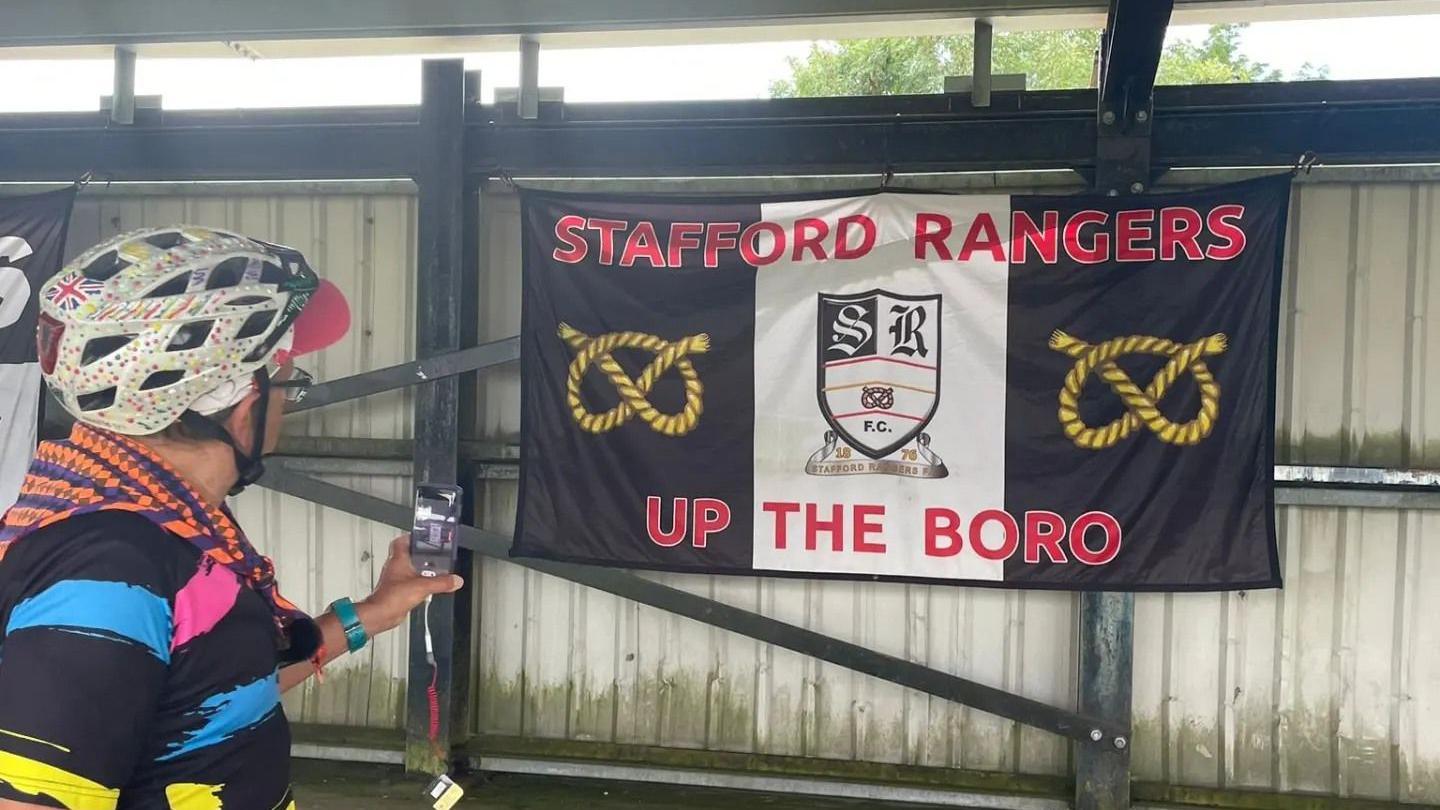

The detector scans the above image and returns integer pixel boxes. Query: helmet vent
[76,388,117,412]
[146,232,185,250]
[80,334,136,366]
[206,257,249,290]
[258,262,287,285]
[145,275,190,299]
[236,310,278,340]
[166,321,215,352]
[225,295,270,307]
[241,342,270,363]
[140,370,186,391]
[82,251,129,282]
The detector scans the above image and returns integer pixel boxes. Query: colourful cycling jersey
[0,510,297,810]
[0,425,317,810]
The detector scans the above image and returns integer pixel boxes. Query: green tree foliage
[770,24,1329,98]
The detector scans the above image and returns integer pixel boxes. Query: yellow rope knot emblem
[558,322,710,437]
[1049,330,1228,450]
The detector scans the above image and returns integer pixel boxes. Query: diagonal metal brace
[259,465,1129,747]
[293,336,519,413]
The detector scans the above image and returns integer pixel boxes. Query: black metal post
[450,170,482,745]
[1078,2,1171,807]
[1092,0,1173,195]
[407,57,467,774]
[1076,591,1134,809]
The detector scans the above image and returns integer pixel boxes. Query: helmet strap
[178,369,272,496]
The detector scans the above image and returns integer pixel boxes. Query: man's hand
[280,536,464,692]
[356,536,464,636]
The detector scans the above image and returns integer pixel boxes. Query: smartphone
[410,483,462,577]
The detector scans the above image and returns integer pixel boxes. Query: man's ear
[221,389,262,450]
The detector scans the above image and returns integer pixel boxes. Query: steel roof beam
[3,0,1431,48]
[1097,0,1172,126]
[2,80,1439,182]
[0,1,1081,47]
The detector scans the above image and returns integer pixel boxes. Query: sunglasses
[270,367,314,404]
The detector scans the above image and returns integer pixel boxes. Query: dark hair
[158,403,241,442]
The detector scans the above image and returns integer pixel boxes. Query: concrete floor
[291,758,955,809]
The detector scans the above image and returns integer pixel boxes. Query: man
[0,226,460,809]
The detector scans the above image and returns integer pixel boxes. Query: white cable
[423,594,435,665]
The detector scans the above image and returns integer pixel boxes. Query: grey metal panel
[475,190,524,440]
[1278,180,1439,468]
[1131,505,1440,803]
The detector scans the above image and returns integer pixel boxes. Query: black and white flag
[514,178,1289,591]
[0,189,76,512]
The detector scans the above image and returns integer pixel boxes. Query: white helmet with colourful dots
[38,225,349,436]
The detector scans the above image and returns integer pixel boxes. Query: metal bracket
[1094,127,1151,196]
[1092,0,1173,196]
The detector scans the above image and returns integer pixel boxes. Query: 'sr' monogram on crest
[827,303,873,357]
[888,305,929,358]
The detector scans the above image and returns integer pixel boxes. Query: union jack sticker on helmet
[44,273,105,312]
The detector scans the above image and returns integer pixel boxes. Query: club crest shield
[807,290,947,478]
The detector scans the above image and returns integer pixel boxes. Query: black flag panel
[0,188,77,512]
[515,178,1289,591]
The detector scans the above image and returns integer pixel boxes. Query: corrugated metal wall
[54,173,1440,803]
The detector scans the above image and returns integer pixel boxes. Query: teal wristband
[329,597,368,654]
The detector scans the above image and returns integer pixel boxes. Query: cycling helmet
[38,225,349,487]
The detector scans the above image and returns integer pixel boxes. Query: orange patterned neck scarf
[1,423,316,660]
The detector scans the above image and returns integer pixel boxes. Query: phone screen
[411,483,462,577]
